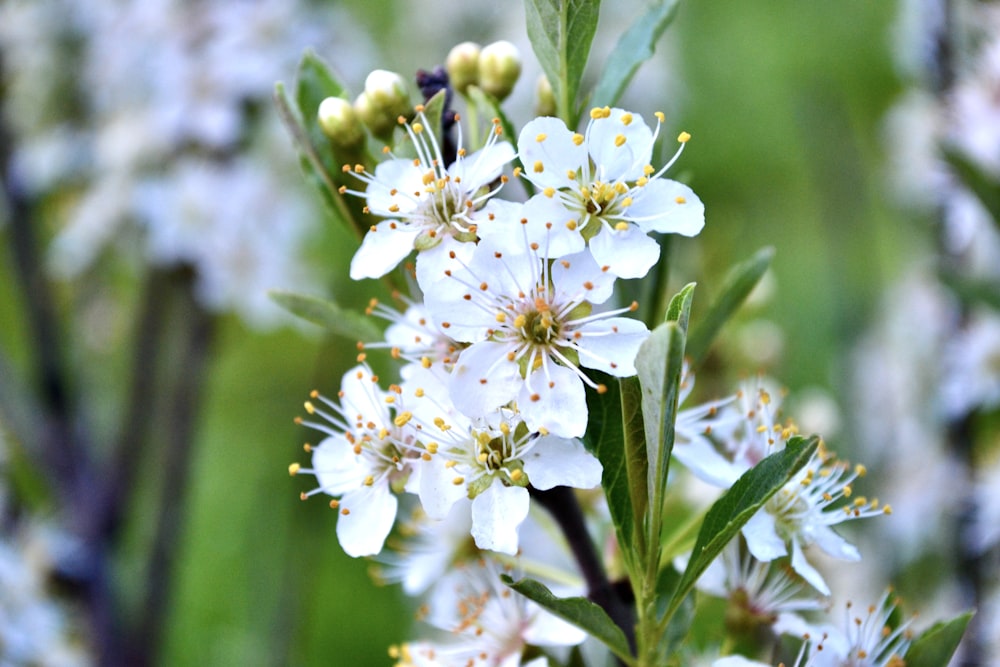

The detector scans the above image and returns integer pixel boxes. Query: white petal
[588,223,660,279]
[349,219,420,279]
[742,510,788,561]
[523,603,588,646]
[628,179,705,237]
[574,317,649,376]
[449,342,524,417]
[366,159,424,215]
[449,140,515,187]
[416,455,467,519]
[810,524,861,561]
[470,483,529,554]
[311,436,365,495]
[415,235,476,292]
[790,539,830,595]
[519,362,587,438]
[672,438,744,488]
[524,436,602,490]
[588,108,654,181]
[480,194,584,258]
[551,249,615,304]
[517,117,585,190]
[336,484,397,557]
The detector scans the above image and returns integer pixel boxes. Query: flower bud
[317,96,365,148]
[353,91,393,140]
[535,74,556,117]
[478,40,521,101]
[364,69,412,121]
[445,41,481,94]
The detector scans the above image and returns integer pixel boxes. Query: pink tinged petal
[415,235,475,292]
[587,108,654,181]
[336,484,398,557]
[312,436,366,495]
[790,539,830,595]
[470,483,529,554]
[517,117,586,190]
[574,317,649,376]
[519,363,587,438]
[523,604,588,646]
[588,223,660,279]
[628,179,705,236]
[349,219,421,280]
[551,249,615,304]
[449,141,515,186]
[742,510,788,561]
[449,342,523,417]
[523,436,602,490]
[810,524,861,561]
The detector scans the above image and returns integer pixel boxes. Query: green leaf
[274,82,356,236]
[525,0,602,125]
[591,0,681,109]
[686,247,774,368]
[268,290,381,342]
[664,435,819,622]
[501,575,635,665]
[620,376,648,549]
[635,321,686,509]
[584,375,635,550]
[420,89,447,142]
[665,282,696,333]
[943,146,1000,228]
[465,85,532,195]
[905,611,974,667]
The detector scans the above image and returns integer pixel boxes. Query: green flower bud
[364,69,411,122]
[478,40,521,101]
[317,96,365,148]
[445,41,481,94]
[353,91,394,140]
[535,73,556,117]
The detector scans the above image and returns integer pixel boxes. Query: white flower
[401,367,602,554]
[425,234,648,437]
[341,109,515,285]
[741,448,891,595]
[514,107,704,279]
[361,295,464,378]
[290,364,423,557]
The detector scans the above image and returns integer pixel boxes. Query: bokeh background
[2,0,997,664]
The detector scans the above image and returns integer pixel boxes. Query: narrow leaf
[525,0,602,124]
[665,435,819,621]
[584,375,634,549]
[502,575,635,665]
[620,376,648,547]
[591,0,681,109]
[686,247,774,368]
[635,321,686,508]
[905,611,974,667]
[269,290,381,341]
[664,281,696,333]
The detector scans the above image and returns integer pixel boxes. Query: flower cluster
[292,100,704,561]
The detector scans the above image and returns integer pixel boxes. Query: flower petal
[628,179,705,237]
[519,362,587,438]
[574,316,649,376]
[350,219,420,280]
[551,249,615,305]
[523,435,602,490]
[311,436,365,495]
[587,108,654,182]
[449,342,524,417]
[790,539,830,595]
[517,117,585,190]
[742,510,788,561]
[588,222,661,279]
[470,483,529,554]
[449,140,515,188]
[336,484,397,557]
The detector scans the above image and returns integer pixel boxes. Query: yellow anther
[590,107,604,119]
[614,222,629,231]
[394,411,413,427]
[510,469,524,482]
[499,422,510,435]
[288,463,300,476]
[543,187,555,198]
[654,111,665,123]
[496,312,507,323]
[855,464,867,477]
[478,452,489,462]
[364,475,375,486]
[421,356,432,368]
[621,112,633,125]
[533,160,544,173]
[304,401,316,414]
[412,122,424,133]
[535,133,547,142]
[678,131,691,143]
[614,134,626,147]
[566,220,578,230]
[621,197,633,207]
[452,476,465,485]
[675,196,686,204]
[513,314,527,328]
[572,133,584,146]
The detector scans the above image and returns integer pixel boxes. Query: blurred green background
[0,0,934,664]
